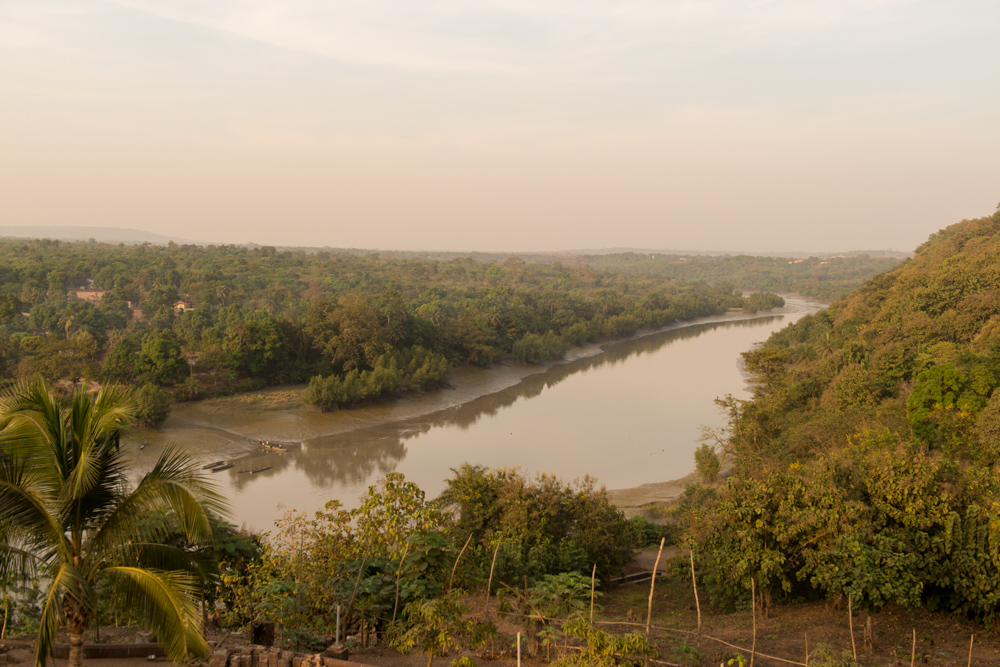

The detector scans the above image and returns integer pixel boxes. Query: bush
[133,383,171,427]
[553,618,656,667]
[694,444,720,482]
[512,331,569,363]
[304,346,450,411]
[440,466,635,586]
[627,517,677,547]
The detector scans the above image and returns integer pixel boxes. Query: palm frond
[0,381,76,501]
[33,563,95,667]
[106,542,207,580]
[0,456,70,568]
[102,566,209,661]
[90,446,227,555]
[64,385,134,505]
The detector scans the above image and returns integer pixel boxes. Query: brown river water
[124,296,823,531]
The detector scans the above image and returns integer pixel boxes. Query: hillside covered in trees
[579,252,902,302]
[686,208,1000,619]
[0,239,783,419]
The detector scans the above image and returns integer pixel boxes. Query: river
[125,296,824,531]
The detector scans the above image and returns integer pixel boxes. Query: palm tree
[0,381,226,667]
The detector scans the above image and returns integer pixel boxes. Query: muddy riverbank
[126,297,824,530]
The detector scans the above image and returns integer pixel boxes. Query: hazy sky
[2,0,998,252]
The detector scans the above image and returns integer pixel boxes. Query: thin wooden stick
[449,532,473,592]
[690,550,701,632]
[343,554,368,624]
[968,633,974,667]
[910,628,916,667]
[484,538,502,615]
[391,539,412,622]
[647,537,666,633]
[848,592,857,661]
[590,563,597,623]
[804,632,808,667]
[750,578,757,667]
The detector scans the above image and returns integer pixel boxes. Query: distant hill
[0,226,202,245]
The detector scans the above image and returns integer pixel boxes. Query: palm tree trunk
[68,629,85,667]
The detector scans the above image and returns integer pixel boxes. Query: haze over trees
[579,252,901,302]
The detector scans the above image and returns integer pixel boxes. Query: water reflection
[127,301,820,529]
[197,315,812,528]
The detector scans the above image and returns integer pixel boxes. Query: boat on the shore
[210,463,234,472]
[262,443,287,453]
[202,460,226,469]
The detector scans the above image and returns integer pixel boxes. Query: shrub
[694,443,720,482]
[133,382,171,427]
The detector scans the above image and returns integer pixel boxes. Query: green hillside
[687,208,1000,619]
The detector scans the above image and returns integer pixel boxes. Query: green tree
[0,381,225,667]
[134,383,172,427]
[103,341,138,384]
[136,335,189,386]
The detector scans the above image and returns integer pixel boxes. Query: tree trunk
[68,629,85,667]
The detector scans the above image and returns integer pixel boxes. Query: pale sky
[1,0,998,252]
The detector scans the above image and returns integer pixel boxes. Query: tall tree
[0,381,225,667]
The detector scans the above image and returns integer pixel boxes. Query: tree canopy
[685,208,1000,619]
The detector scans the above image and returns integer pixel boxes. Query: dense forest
[685,208,1000,620]
[0,239,784,422]
[579,252,901,302]
[349,249,900,302]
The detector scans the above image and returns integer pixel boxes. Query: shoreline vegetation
[150,297,822,451]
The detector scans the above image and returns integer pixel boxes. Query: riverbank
[127,296,824,530]
[605,470,698,518]
[158,301,808,446]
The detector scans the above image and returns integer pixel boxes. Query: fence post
[910,628,916,667]
[690,550,701,634]
[590,563,597,623]
[449,532,473,592]
[646,537,665,633]
[848,592,857,661]
[968,633,974,667]
[750,578,756,667]
[484,538,502,615]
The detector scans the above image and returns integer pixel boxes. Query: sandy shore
[606,470,698,517]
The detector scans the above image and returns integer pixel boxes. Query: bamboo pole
[391,539,413,623]
[517,632,521,667]
[910,628,916,667]
[483,538,502,615]
[646,538,666,633]
[968,633,974,667]
[750,578,756,667]
[804,632,808,667]
[449,532,474,592]
[690,550,701,633]
[590,563,597,623]
[848,592,857,661]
